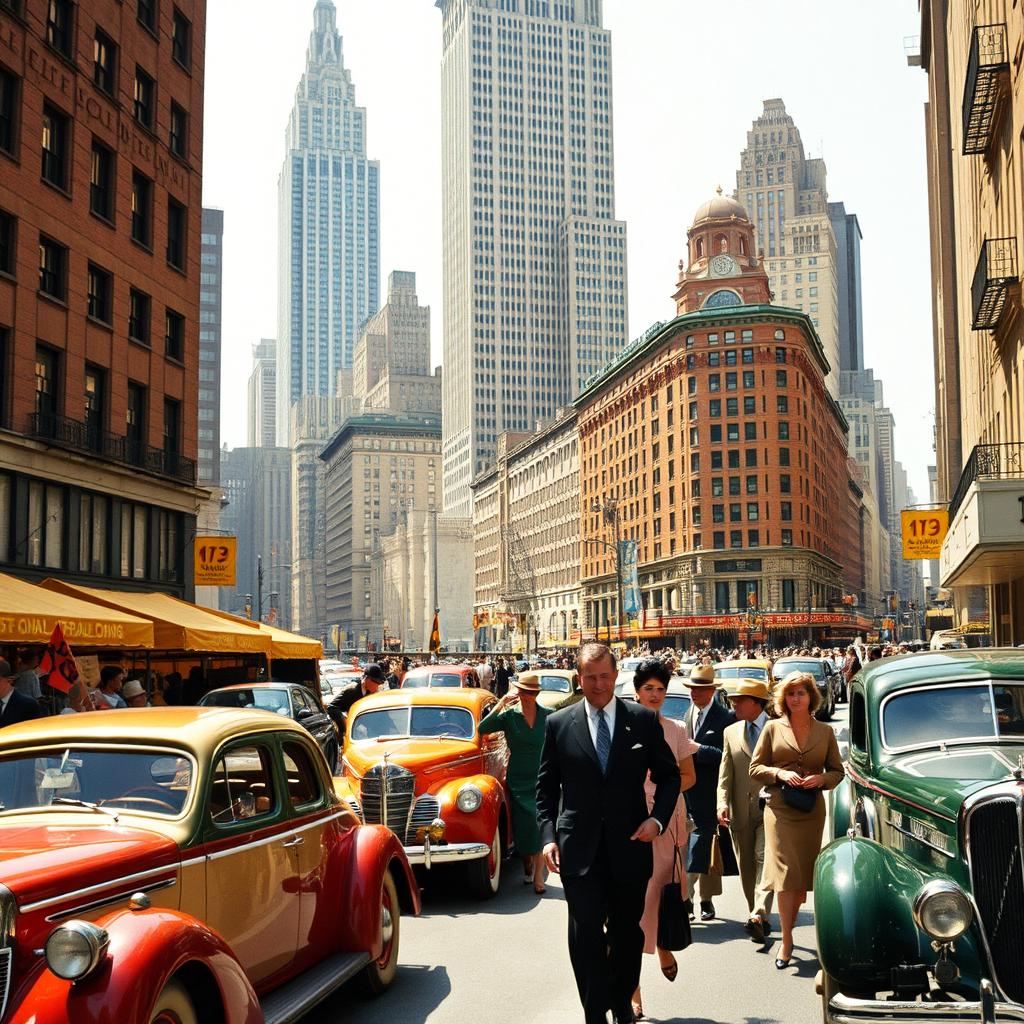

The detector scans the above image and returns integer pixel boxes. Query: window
[725,372,737,391]
[134,66,154,129]
[712,504,724,523]
[709,374,720,392]
[165,308,184,360]
[727,449,740,469]
[782,579,796,610]
[780,474,791,494]
[779,447,790,467]
[131,171,152,246]
[172,8,191,67]
[741,348,754,364]
[93,29,117,95]
[708,352,720,367]
[137,0,157,32]
[777,396,789,413]
[745,475,758,494]
[209,746,277,825]
[775,347,787,363]
[78,490,108,572]
[87,263,112,323]
[0,209,13,276]
[744,422,757,441]
[169,102,187,158]
[84,364,105,450]
[726,398,738,416]
[688,400,698,420]
[713,531,725,550]
[41,104,69,190]
[163,397,180,454]
[774,329,785,341]
[711,477,723,497]
[45,0,73,57]
[126,382,146,460]
[34,345,59,423]
[0,68,17,155]
[743,396,755,414]
[747,530,760,547]
[747,502,759,521]
[690,453,700,472]
[710,451,722,470]
[776,370,788,388]
[727,423,739,442]
[745,449,757,467]
[128,288,151,344]
[687,376,697,396]
[781,529,793,546]
[729,503,741,522]
[38,235,66,300]
[710,424,722,443]
[724,350,737,366]
[282,743,322,808]
[90,140,114,221]
[166,198,186,269]
[778,422,790,440]
[728,476,741,496]
[742,371,754,388]
[730,530,743,549]
[781,501,792,521]
[709,399,721,417]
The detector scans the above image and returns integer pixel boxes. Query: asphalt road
[308,705,850,1024]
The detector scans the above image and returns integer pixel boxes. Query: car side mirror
[296,707,313,720]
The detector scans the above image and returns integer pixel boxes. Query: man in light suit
[717,677,774,942]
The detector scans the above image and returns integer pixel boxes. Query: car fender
[10,908,261,1024]
[829,777,855,841]
[432,773,505,846]
[340,824,421,957]
[814,836,986,992]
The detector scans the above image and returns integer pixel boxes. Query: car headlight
[45,921,110,981]
[456,784,483,813]
[912,880,973,942]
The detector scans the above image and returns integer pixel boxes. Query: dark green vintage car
[816,649,1024,1023]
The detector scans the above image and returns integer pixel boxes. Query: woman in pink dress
[632,657,697,1020]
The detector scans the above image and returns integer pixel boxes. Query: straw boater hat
[686,663,716,688]
[726,677,771,702]
[513,672,542,694]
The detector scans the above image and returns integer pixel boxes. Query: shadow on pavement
[413,860,564,919]
[307,964,451,1023]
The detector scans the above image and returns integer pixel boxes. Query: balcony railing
[971,237,1017,330]
[962,24,1009,155]
[948,442,1024,520]
[26,412,197,485]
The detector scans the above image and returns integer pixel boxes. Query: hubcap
[380,904,394,946]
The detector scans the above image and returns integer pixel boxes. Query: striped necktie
[595,709,611,773]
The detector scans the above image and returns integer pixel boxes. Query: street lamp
[590,496,624,642]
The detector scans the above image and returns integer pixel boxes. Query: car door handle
[282,836,304,848]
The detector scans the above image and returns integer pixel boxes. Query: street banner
[618,539,642,616]
[194,536,237,586]
[428,611,441,652]
[900,509,949,560]
[38,622,78,694]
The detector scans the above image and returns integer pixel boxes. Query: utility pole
[591,496,624,642]
[257,555,265,624]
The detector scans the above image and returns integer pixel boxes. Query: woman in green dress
[478,671,550,893]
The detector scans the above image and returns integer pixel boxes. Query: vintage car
[714,658,773,688]
[400,664,481,689]
[617,675,695,723]
[200,682,340,772]
[771,656,841,720]
[0,708,419,1024]
[533,669,583,710]
[336,689,510,899]
[816,650,1024,1022]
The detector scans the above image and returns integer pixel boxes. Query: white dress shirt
[584,696,617,749]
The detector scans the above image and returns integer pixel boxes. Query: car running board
[260,952,372,1024]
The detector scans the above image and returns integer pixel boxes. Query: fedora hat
[686,663,716,687]
[726,677,771,702]
[513,672,542,694]
[122,679,146,700]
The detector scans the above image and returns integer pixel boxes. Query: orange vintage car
[336,689,510,899]
[0,707,419,1024]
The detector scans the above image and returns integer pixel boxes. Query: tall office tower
[198,210,224,485]
[247,340,278,448]
[736,99,840,396]
[828,202,864,373]
[436,0,629,516]
[276,0,380,445]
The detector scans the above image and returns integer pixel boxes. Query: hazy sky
[204,0,932,501]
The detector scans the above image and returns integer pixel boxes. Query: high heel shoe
[775,953,792,969]
[660,955,678,982]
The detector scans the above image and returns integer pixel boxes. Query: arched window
[695,238,704,259]
[739,236,747,256]
[703,289,742,310]
[717,235,728,254]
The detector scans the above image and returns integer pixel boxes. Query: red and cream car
[0,707,419,1023]
[336,689,510,899]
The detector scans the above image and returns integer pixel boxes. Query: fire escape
[500,524,536,619]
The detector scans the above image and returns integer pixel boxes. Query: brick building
[576,192,862,647]
[0,0,206,596]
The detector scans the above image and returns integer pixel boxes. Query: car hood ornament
[1015,754,1024,782]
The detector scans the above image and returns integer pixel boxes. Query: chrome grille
[360,763,415,837]
[0,948,9,1022]
[406,796,441,845]
[968,796,1024,1002]
[344,796,361,818]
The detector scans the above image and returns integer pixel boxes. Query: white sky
[203,0,932,501]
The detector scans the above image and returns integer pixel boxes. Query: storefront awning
[0,572,154,648]
[203,608,323,660]
[40,580,271,655]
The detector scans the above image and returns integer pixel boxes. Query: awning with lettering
[40,581,271,655]
[0,572,154,648]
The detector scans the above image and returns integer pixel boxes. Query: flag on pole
[428,610,441,653]
[38,622,79,694]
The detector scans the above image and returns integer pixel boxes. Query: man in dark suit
[684,662,737,921]
[327,664,385,729]
[538,642,680,1024]
[0,659,42,727]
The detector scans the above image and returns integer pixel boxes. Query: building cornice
[319,413,442,462]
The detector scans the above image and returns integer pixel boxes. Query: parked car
[816,649,1024,1022]
[200,682,340,772]
[770,656,840,720]
[336,689,510,899]
[714,658,773,689]
[321,670,365,698]
[533,669,583,710]
[400,664,480,689]
[617,675,695,723]
[0,707,419,1023]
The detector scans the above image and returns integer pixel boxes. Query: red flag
[38,623,79,694]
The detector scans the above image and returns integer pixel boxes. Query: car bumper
[403,840,490,867]
[827,982,1024,1024]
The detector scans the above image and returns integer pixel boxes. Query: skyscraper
[247,340,278,448]
[199,209,224,485]
[735,99,840,396]
[436,0,629,516]
[828,202,864,373]
[277,0,380,446]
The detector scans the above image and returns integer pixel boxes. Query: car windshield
[774,661,825,680]
[202,689,292,716]
[619,694,692,722]
[350,706,476,741]
[620,658,643,672]
[539,675,572,693]
[0,747,193,816]
[883,683,1024,749]
[716,665,768,681]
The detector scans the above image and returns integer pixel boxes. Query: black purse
[657,845,693,951]
[779,783,818,813]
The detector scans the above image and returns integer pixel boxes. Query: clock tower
[672,188,772,315]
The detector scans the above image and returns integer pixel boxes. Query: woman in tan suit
[749,671,844,969]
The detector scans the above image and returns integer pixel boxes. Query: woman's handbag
[657,845,693,952]
[779,783,818,813]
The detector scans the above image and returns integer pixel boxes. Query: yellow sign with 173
[900,509,949,560]
[194,536,237,586]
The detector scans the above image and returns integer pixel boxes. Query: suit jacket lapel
[572,700,601,769]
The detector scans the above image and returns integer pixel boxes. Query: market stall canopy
[0,572,154,648]
[203,608,323,660]
[40,581,271,655]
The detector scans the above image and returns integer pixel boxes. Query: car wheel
[466,824,502,900]
[149,978,199,1024]
[360,871,401,995]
